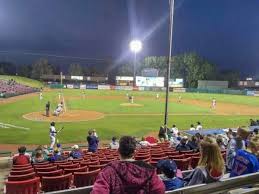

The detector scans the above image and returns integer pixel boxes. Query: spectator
[91,136,165,194]
[56,143,63,154]
[158,126,167,142]
[139,137,156,147]
[169,125,179,138]
[92,129,98,138]
[216,136,226,150]
[70,145,83,159]
[87,130,99,153]
[250,119,257,126]
[169,135,181,147]
[196,122,203,131]
[187,136,199,151]
[42,145,50,156]
[109,137,119,149]
[176,136,191,152]
[157,159,184,191]
[226,128,249,171]
[13,146,31,165]
[189,124,196,131]
[230,135,259,177]
[253,128,258,136]
[184,137,224,186]
[48,148,66,162]
[32,150,46,164]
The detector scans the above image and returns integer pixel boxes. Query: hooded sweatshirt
[184,166,223,186]
[91,160,165,194]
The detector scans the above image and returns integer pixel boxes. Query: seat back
[88,164,106,171]
[11,165,33,171]
[8,172,36,181]
[74,169,100,188]
[36,169,63,180]
[35,165,57,172]
[64,166,87,174]
[10,168,34,175]
[191,156,200,169]
[6,177,40,194]
[174,157,191,171]
[58,163,79,170]
[41,173,72,192]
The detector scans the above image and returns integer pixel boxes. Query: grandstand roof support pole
[164,0,175,128]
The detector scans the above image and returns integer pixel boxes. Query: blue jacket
[230,149,259,177]
[87,135,99,152]
[161,176,184,191]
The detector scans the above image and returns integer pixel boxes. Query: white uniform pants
[50,136,56,148]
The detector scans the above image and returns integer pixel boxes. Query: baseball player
[49,122,57,149]
[178,95,182,103]
[212,98,216,109]
[156,93,159,99]
[39,92,43,101]
[45,101,50,117]
[58,92,61,100]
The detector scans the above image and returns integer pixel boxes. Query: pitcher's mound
[23,110,105,122]
[120,103,143,107]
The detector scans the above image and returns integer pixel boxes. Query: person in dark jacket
[87,130,99,153]
[176,137,191,151]
[187,136,199,151]
[91,136,165,194]
[158,126,167,141]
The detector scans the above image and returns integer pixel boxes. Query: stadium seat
[54,160,70,164]
[58,163,79,170]
[71,158,83,163]
[99,159,114,165]
[191,156,200,169]
[11,165,33,171]
[8,172,36,181]
[10,168,34,175]
[151,156,168,162]
[81,160,100,167]
[134,154,150,161]
[5,177,40,194]
[12,164,32,168]
[169,154,185,160]
[179,150,194,154]
[88,164,106,171]
[151,152,166,157]
[64,166,88,174]
[36,169,63,181]
[32,161,49,166]
[174,157,191,171]
[33,163,54,169]
[73,169,100,188]
[35,165,57,172]
[184,152,200,158]
[41,173,72,192]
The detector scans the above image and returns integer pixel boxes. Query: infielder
[39,92,43,101]
[129,95,134,104]
[212,98,216,109]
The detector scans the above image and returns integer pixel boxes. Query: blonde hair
[237,127,250,140]
[198,137,224,173]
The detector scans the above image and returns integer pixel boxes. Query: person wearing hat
[70,144,83,159]
[176,136,191,152]
[157,160,184,191]
[49,122,57,149]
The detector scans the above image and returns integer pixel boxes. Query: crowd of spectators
[11,125,259,193]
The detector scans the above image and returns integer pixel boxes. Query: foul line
[0,122,30,130]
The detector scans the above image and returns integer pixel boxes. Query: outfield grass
[0,89,258,145]
[0,75,44,88]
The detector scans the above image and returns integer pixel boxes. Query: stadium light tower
[129,39,142,87]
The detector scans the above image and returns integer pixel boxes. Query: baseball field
[1,80,259,146]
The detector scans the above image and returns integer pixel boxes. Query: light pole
[129,40,142,87]
[164,0,175,127]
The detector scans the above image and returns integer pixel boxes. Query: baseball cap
[157,159,177,174]
[72,145,79,149]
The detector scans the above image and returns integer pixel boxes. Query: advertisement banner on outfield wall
[173,88,186,93]
[136,76,164,87]
[86,85,98,89]
[71,76,83,80]
[80,85,86,89]
[114,86,133,90]
[138,87,145,91]
[169,78,184,88]
[74,84,80,89]
[67,84,74,89]
[116,76,134,81]
[254,91,259,97]
[98,85,111,90]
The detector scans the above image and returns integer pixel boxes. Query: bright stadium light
[129,40,142,53]
[129,40,142,87]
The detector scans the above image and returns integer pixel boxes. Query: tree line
[118,53,240,88]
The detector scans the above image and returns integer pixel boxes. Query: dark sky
[0,0,259,75]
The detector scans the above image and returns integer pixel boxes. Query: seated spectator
[176,136,191,151]
[13,146,31,165]
[32,150,46,164]
[157,159,184,191]
[139,137,156,147]
[169,136,181,147]
[253,128,258,136]
[109,137,119,149]
[42,145,50,156]
[184,137,224,186]
[70,145,83,159]
[216,136,226,150]
[48,148,66,162]
[250,119,257,126]
[87,130,99,153]
[56,143,63,154]
[187,136,199,151]
[189,124,196,131]
[169,125,178,138]
[91,136,165,194]
[230,135,259,177]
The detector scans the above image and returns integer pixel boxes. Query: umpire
[46,101,50,117]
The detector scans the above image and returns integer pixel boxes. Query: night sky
[0,0,259,75]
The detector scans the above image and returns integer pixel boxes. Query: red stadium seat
[58,163,79,170]
[174,157,191,171]
[191,156,200,169]
[32,161,49,166]
[151,156,168,162]
[99,159,114,165]
[169,155,185,160]
[184,152,200,158]
[54,160,69,163]
[74,169,100,187]
[64,166,88,174]
[179,150,194,154]
[35,165,57,172]
[135,154,150,161]
[33,163,54,169]
[88,164,106,171]
[11,165,33,171]
[8,172,36,181]
[10,168,34,175]
[36,169,63,181]
[81,160,99,167]
[12,164,31,168]
[151,153,166,158]
[71,158,83,163]
[6,177,40,194]
[41,173,72,192]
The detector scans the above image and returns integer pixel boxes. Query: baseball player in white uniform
[49,122,57,149]
[39,92,43,101]
[212,98,216,109]
[58,92,61,100]
[156,93,159,99]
